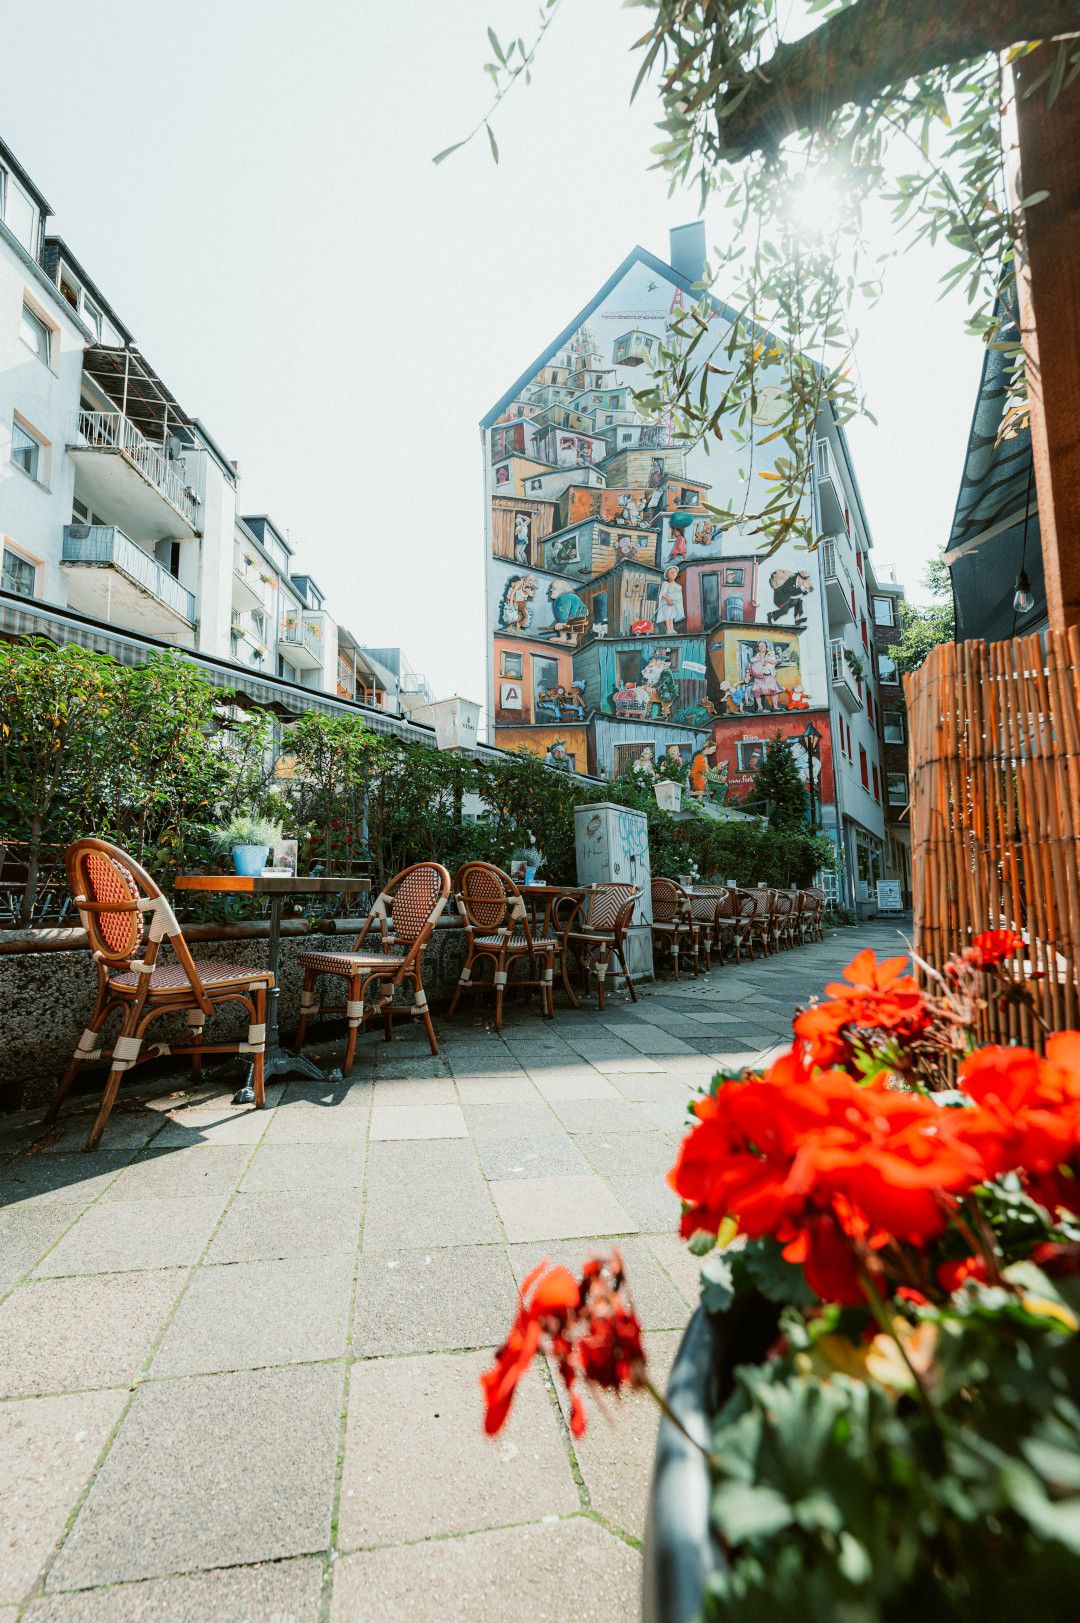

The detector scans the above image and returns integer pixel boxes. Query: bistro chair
[47,838,271,1151]
[448,862,556,1031]
[689,893,726,973]
[770,889,794,952]
[294,862,450,1075]
[738,888,772,960]
[730,890,756,962]
[691,885,736,965]
[650,878,700,978]
[800,889,824,943]
[559,882,641,1011]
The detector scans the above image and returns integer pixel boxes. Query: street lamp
[801,720,821,831]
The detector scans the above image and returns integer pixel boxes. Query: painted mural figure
[544,739,572,771]
[656,566,685,635]
[618,493,645,527]
[642,651,678,717]
[613,533,637,561]
[766,568,814,627]
[693,519,716,548]
[668,511,695,559]
[513,512,532,564]
[746,639,782,711]
[547,579,589,636]
[631,743,656,779]
[648,457,665,488]
[501,574,538,631]
[688,740,717,799]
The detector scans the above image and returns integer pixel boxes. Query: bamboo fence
[905,626,1080,1046]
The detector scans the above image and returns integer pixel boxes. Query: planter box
[643,1294,780,1623]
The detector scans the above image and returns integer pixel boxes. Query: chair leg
[617,945,638,1002]
[45,994,111,1124]
[561,945,581,1009]
[412,975,438,1055]
[596,945,608,1012]
[188,1009,206,1083]
[85,1011,142,1151]
[493,964,507,1032]
[543,951,555,1019]
[250,988,267,1109]
[447,948,474,1019]
[294,970,318,1054]
[343,977,363,1078]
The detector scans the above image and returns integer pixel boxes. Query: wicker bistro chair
[650,878,700,978]
[689,893,726,973]
[448,862,556,1031]
[740,888,773,959]
[688,885,736,965]
[47,839,272,1151]
[769,889,794,952]
[293,862,450,1075]
[789,890,808,946]
[559,883,641,1011]
[800,889,824,943]
[731,890,756,962]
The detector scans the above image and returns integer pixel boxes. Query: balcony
[830,639,864,712]
[232,555,264,613]
[814,438,848,538]
[278,613,324,670]
[822,539,856,627]
[69,409,200,541]
[62,525,196,637]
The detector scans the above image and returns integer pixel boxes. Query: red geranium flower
[937,1256,988,1293]
[794,950,930,1068]
[480,1261,578,1436]
[970,929,1023,968]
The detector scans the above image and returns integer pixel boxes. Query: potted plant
[480,930,1080,1618]
[209,814,283,877]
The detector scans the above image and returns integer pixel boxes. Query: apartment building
[481,225,897,910]
[870,576,911,903]
[0,133,421,723]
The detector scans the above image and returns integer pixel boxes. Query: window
[737,739,769,771]
[873,595,894,626]
[700,572,720,628]
[500,650,523,679]
[855,551,864,577]
[723,596,745,622]
[877,653,900,685]
[872,764,881,801]
[861,616,869,651]
[866,689,873,723]
[883,710,905,744]
[20,302,53,365]
[1,167,37,253]
[532,655,559,713]
[11,419,45,484]
[678,487,700,506]
[724,567,745,586]
[82,299,103,342]
[859,746,869,790]
[2,544,36,597]
[888,773,909,806]
[616,649,643,684]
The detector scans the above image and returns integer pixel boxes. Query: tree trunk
[1013,42,1080,632]
[716,0,1080,158]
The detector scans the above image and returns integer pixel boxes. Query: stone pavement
[0,922,905,1621]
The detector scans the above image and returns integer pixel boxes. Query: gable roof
[480,245,741,430]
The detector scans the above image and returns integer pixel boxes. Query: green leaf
[688,1228,717,1257]
[432,141,466,166]
[485,122,499,164]
[486,26,505,64]
[701,1250,735,1313]
[711,1481,794,1543]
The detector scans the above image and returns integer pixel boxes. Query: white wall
[190,441,238,657]
[0,230,85,603]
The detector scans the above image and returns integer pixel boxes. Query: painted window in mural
[736,739,769,772]
[500,650,523,679]
[532,655,560,721]
[724,597,745,622]
[701,573,720,628]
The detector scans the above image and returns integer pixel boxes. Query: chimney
[669,221,707,286]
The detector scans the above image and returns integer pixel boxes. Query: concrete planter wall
[0,918,469,1112]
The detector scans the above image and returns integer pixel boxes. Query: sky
[1,0,984,704]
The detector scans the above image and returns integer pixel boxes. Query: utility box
[573,801,654,980]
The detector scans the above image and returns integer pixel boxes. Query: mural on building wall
[711,710,835,806]
[484,258,829,779]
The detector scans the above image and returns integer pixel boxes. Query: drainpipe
[811,425,853,912]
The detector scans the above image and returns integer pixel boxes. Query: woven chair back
[454,862,515,933]
[651,877,687,923]
[586,883,639,932]
[67,842,153,965]
[387,862,451,943]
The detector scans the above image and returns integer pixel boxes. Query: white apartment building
[0,134,430,727]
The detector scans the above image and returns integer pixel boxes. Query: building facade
[0,134,424,720]
[482,228,901,911]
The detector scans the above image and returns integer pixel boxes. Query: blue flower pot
[232,844,269,877]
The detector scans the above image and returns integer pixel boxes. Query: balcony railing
[829,638,864,711]
[279,615,324,663]
[822,538,853,595]
[75,410,199,528]
[62,525,196,624]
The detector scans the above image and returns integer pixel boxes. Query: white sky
[2,0,982,701]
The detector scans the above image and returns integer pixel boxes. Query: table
[174,872,370,1102]
[517,883,589,941]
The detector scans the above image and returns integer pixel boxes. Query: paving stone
[548,1098,659,1135]
[101,1147,250,1204]
[461,1102,563,1140]
[603,1022,695,1055]
[27,1110,166,1157]
[473,1132,591,1182]
[262,1097,369,1146]
[363,1138,479,1190]
[559,1329,681,1539]
[150,1253,352,1377]
[588,1055,665,1074]
[372,1056,450,1081]
[0,1270,184,1397]
[240,1144,363,1192]
[205,1188,363,1265]
[361,1171,501,1252]
[575,1129,676,1179]
[371,1077,459,1106]
[602,1072,696,1105]
[453,1076,543,1104]
[0,1387,127,1603]
[509,1236,690,1333]
[605,1172,682,1234]
[369,1104,467,1141]
[338,1349,577,1548]
[644,1232,705,1307]
[279,1079,371,1107]
[23,1557,324,1621]
[489,1175,639,1244]
[0,1203,87,1296]
[47,1364,343,1589]
[352,1245,517,1357]
[0,1154,131,1213]
[526,1068,618,1102]
[152,1106,275,1147]
[638,1097,696,1136]
[33,1196,229,1278]
[330,1517,640,1622]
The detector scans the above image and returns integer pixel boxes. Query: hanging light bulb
[1013,569,1034,615]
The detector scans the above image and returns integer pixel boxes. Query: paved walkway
[0,923,905,1621]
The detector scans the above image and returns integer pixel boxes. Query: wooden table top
[517,882,589,897]
[174,873,371,895]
